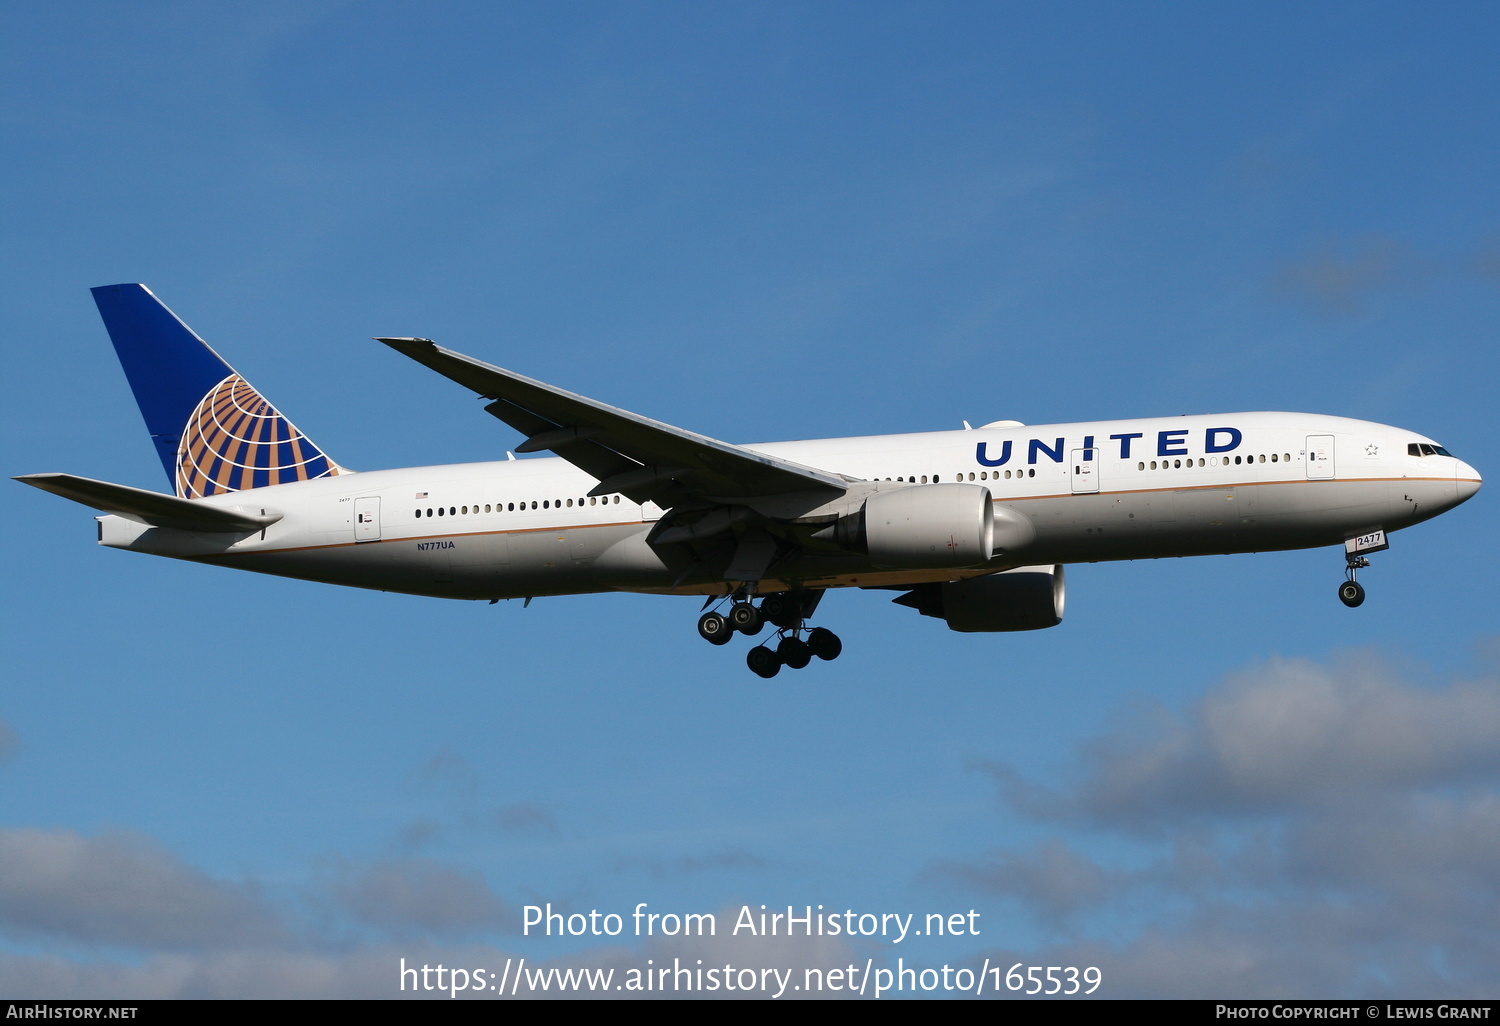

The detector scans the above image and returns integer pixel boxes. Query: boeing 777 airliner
[17,285,1482,676]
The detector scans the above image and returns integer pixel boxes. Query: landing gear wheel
[697,611,733,645]
[729,602,763,635]
[1338,580,1365,608]
[760,594,799,629]
[747,645,781,678]
[806,628,842,661]
[777,636,812,669]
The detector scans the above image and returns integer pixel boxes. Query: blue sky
[2,1,1497,998]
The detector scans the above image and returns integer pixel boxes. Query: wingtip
[373,336,435,348]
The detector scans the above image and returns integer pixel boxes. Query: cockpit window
[1408,442,1454,458]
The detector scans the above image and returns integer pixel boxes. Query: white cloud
[978,653,1500,829]
[326,857,511,939]
[944,649,1500,997]
[0,828,284,951]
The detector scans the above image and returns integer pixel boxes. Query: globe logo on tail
[177,374,343,498]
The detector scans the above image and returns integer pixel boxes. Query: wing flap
[16,473,281,533]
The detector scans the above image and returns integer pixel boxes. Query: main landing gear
[696,589,843,677]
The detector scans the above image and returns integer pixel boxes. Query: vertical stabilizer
[91,284,344,498]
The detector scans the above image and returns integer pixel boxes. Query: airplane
[17,284,1483,677]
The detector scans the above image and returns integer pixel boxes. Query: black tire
[760,593,794,628]
[729,602,763,635]
[777,636,812,669]
[697,611,733,645]
[1338,580,1365,608]
[807,627,843,661]
[747,645,781,678]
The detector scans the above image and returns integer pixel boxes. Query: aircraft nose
[1456,460,1482,503]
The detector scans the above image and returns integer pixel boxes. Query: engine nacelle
[893,564,1065,632]
[817,484,1036,569]
[820,483,992,568]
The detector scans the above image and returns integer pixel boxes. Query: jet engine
[817,483,993,567]
[892,564,1065,632]
[815,484,1036,569]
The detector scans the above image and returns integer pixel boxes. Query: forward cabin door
[1306,435,1334,480]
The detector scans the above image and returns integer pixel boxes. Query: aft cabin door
[1070,448,1098,494]
[1306,436,1334,480]
[354,497,381,541]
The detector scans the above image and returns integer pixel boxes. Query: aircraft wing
[376,338,851,508]
[15,473,281,533]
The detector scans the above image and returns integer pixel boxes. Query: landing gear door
[1070,448,1098,494]
[1306,435,1334,480]
[354,497,381,542]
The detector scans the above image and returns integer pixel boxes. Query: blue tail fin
[91,284,344,498]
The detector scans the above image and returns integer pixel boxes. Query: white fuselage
[97,411,1481,601]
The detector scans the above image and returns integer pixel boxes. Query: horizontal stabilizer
[15,473,281,533]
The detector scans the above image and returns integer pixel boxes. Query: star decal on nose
[1366,443,1380,456]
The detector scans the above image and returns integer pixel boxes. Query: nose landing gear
[1337,529,1387,608]
[1339,556,1369,607]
